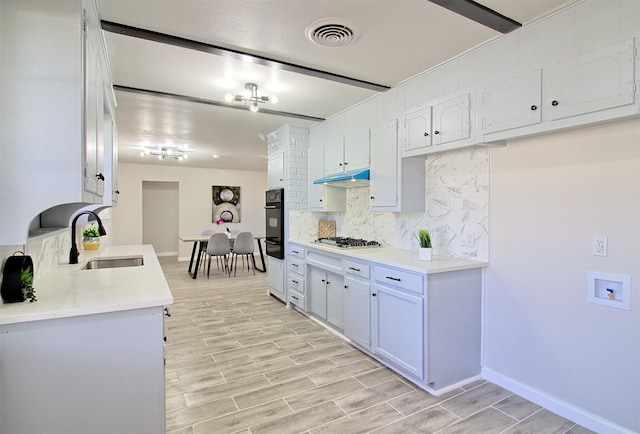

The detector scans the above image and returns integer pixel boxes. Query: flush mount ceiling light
[306,18,356,47]
[140,147,194,161]
[224,83,277,113]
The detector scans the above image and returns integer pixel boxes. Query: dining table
[179,234,266,279]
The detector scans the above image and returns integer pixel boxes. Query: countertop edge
[289,240,489,274]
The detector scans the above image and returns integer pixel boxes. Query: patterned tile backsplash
[290,146,489,261]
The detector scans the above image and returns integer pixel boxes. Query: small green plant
[21,267,36,303]
[415,229,432,248]
[82,224,102,239]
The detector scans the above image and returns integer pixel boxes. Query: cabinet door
[372,283,424,379]
[326,272,344,328]
[267,257,285,301]
[370,119,398,208]
[343,128,370,172]
[480,70,542,135]
[343,277,371,349]
[432,93,471,147]
[546,38,636,122]
[323,138,345,175]
[268,153,284,188]
[308,145,324,208]
[83,28,99,196]
[309,267,327,318]
[403,105,432,152]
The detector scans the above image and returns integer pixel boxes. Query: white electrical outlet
[593,236,608,257]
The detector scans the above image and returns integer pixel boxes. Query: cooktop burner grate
[314,237,382,249]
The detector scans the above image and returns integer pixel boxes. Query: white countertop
[0,245,173,325]
[290,240,488,274]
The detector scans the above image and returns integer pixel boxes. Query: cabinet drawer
[288,275,305,294]
[289,292,305,309]
[289,246,306,259]
[374,265,423,295]
[344,261,370,279]
[288,258,305,276]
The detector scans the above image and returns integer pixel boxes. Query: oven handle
[264,240,280,245]
[264,205,279,209]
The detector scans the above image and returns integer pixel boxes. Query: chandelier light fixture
[140,147,194,161]
[225,83,277,112]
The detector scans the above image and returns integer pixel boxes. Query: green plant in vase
[82,224,102,250]
[21,267,36,302]
[416,229,433,261]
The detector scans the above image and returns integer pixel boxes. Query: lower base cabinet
[371,282,424,379]
[268,256,285,302]
[343,276,371,349]
[0,307,166,434]
[309,266,344,329]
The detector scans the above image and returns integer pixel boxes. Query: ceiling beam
[102,21,390,93]
[427,0,521,33]
[113,85,327,123]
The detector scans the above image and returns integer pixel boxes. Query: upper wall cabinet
[370,119,425,212]
[267,152,285,189]
[402,91,473,158]
[478,70,542,137]
[323,129,370,176]
[308,145,345,212]
[0,0,113,245]
[479,38,638,143]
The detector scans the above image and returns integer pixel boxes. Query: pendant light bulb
[250,102,259,112]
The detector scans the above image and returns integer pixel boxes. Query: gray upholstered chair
[199,229,215,272]
[230,232,255,276]
[206,233,231,278]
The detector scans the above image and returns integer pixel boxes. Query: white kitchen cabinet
[480,38,638,143]
[431,92,472,149]
[343,262,371,350]
[402,105,432,153]
[0,307,166,433]
[268,152,285,189]
[402,91,473,157]
[309,266,344,329]
[0,0,114,244]
[545,38,636,122]
[370,119,399,208]
[308,144,346,212]
[268,256,285,302]
[372,266,425,379]
[287,250,306,309]
[323,128,370,176]
[370,119,425,212]
[478,70,542,138]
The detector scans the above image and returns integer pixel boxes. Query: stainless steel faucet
[69,211,107,264]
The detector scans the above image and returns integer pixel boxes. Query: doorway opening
[142,181,179,256]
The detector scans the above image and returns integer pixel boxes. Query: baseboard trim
[156,252,178,257]
[482,367,635,434]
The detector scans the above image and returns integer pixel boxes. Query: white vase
[418,247,432,261]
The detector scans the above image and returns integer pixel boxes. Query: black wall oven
[265,188,284,259]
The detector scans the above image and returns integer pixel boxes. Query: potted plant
[21,267,36,302]
[82,224,102,250]
[416,229,432,261]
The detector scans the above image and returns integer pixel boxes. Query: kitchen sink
[81,256,144,270]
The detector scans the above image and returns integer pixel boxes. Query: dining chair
[230,232,255,277]
[199,229,215,273]
[206,233,231,278]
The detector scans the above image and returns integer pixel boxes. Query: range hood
[313,169,370,188]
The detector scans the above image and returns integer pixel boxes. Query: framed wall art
[212,185,241,223]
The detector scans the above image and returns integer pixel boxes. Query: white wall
[485,118,640,433]
[112,163,267,260]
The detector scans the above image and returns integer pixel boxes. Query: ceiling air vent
[306,18,356,47]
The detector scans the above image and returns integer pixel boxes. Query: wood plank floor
[161,256,593,434]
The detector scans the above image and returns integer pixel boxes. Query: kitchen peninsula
[0,245,173,434]
[287,240,488,395]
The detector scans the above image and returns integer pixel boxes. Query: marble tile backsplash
[289,146,489,261]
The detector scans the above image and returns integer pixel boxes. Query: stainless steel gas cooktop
[313,237,382,249]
